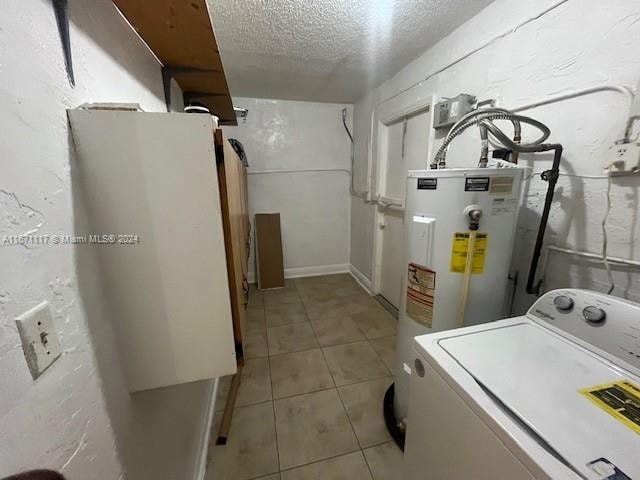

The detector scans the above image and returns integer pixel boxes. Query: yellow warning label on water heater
[450,232,488,274]
[579,380,640,434]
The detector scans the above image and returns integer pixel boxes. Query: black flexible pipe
[341,108,354,142]
[525,144,563,295]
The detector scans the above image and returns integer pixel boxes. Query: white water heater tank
[394,163,526,422]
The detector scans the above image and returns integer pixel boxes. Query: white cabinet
[69,109,236,392]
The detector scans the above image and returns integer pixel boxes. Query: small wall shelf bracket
[52,0,75,87]
[161,66,219,112]
[183,91,226,107]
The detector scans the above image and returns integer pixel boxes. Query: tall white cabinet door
[69,109,236,392]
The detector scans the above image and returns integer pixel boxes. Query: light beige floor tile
[363,441,404,480]
[248,285,264,307]
[267,322,319,355]
[207,402,278,480]
[270,349,334,399]
[298,282,331,298]
[295,275,330,288]
[303,298,346,320]
[255,475,281,480]
[274,389,359,470]
[264,288,301,306]
[245,330,269,359]
[297,289,332,303]
[341,293,382,315]
[266,302,308,327]
[246,305,266,332]
[298,284,339,303]
[295,276,325,287]
[236,357,272,407]
[333,284,365,298]
[311,315,366,347]
[350,308,397,339]
[281,280,300,291]
[281,451,372,480]
[338,378,393,448]
[368,336,396,373]
[296,275,358,297]
[323,341,391,386]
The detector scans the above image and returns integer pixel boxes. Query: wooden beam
[216,366,243,445]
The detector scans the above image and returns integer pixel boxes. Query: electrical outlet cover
[608,142,640,175]
[15,301,61,379]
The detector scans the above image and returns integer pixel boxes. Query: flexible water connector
[479,125,489,168]
[432,109,550,168]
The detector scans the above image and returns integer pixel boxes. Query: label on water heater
[450,232,488,274]
[406,263,435,328]
[491,197,517,215]
[417,178,438,190]
[464,177,490,191]
[490,176,514,195]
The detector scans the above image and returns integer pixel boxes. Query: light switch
[15,301,61,379]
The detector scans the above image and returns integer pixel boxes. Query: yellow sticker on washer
[450,232,488,274]
[579,380,640,434]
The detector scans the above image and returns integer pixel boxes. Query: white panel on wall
[69,109,236,392]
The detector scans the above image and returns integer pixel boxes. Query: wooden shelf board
[113,0,237,125]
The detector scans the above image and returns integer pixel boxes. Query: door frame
[370,94,437,297]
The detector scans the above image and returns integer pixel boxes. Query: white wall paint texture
[1,1,211,478]
[224,97,353,280]
[351,0,640,312]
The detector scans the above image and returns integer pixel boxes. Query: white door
[379,109,431,309]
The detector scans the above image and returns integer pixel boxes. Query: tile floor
[206,274,404,480]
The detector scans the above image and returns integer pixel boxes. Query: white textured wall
[351,0,640,311]
[224,97,352,280]
[0,1,212,478]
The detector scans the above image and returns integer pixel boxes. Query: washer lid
[438,322,640,479]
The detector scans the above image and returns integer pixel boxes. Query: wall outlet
[15,301,61,380]
[607,142,640,175]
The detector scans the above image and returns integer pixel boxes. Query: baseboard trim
[248,263,350,284]
[285,263,350,279]
[349,264,374,295]
[193,377,219,480]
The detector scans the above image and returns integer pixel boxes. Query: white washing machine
[404,289,640,480]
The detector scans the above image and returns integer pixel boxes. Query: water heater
[393,162,525,423]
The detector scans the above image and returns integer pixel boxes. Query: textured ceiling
[207,0,494,103]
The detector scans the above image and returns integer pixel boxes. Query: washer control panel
[528,289,640,372]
